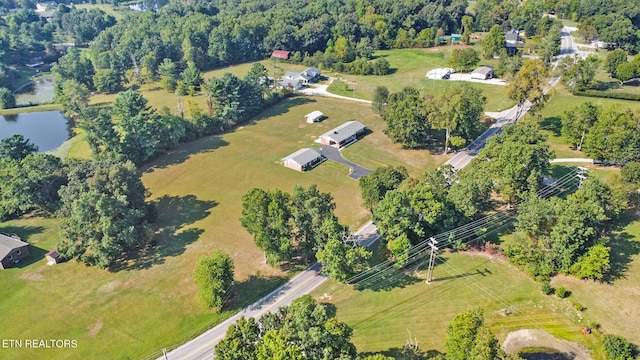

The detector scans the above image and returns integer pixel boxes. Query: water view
[0,111,71,153]
[14,76,56,106]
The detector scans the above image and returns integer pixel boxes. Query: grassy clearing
[534,86,640,159]
[74,3,127,20]
[325,48,515,112]
[0,95,442,359]
[0,103,62,116]
[552,210,640,346]
[314,251,598,357]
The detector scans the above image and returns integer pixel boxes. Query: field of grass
[325,48,515,112]
[0,95,443,359]
[74,3,127,20]
[534,86,640,159]
[0,103,62,116]
[314,251,600,357]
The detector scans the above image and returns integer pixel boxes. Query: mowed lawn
[0,96,441,359]
[552,210,640,346]
[537,86,640,159]
[325,48,516,112]
[314,252,599,357]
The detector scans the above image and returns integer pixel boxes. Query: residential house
[0,233,30,270]
[283,148,324,171]
[271,50,291,60]
[284,67,322,85]
[305,110,323,123]
[319,120,366,148]
[35,1,56,12]
[471,65,494,80]
[505,29,522,55]
[280,78,302,90]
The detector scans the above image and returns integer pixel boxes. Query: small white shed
[305,111,324,123]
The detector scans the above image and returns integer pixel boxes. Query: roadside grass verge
[314,251,597,357]
[0,96,442,359]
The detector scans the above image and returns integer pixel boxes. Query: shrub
[541,280,553,295]
[194,250,235,309]
[555,285,567,298]
[603,334,635,360]
[572,301,585,311]
[573,89,640,101]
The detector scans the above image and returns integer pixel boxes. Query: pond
[0,111,72,153]
[14,76,56,106]
[128,0,169,11]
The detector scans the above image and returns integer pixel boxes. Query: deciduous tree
[506,59,549,114]
[194,250,234,309]
[359,165,408,210]
[561,101,600,151]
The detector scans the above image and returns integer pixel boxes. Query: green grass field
[314,251,600,357]
[325,48,515,112]
[0,95,444,359]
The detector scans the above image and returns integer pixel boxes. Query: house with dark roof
[505,29,522,55]
[319,121,366,148]
[0,233,30,270]
[271,50,290,60]
[283,148,325,171]
[471,65,494,80]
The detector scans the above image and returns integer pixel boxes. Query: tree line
[374,82,487,152]
[0,135,155,269]
[240,185,372,282]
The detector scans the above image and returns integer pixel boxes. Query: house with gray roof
[0,233,30,270]
[280,78,302,90]
[283,148,325,171]
[284,67,322,85]
[471,65,494,80]
[319,120,366,148]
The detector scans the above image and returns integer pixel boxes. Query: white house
[35,1,56,12]
[305,111,324,123]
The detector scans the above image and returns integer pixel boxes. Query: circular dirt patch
[503,329,591,360]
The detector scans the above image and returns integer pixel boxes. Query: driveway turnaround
[318,145,372,179]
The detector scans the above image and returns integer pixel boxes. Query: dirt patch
[87,318,103,338]
[503,329,591,360]
[20,272,45,281]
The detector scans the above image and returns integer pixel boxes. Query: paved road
[162,27,580,360]
[318,145,372,179]
[161,223,380,360]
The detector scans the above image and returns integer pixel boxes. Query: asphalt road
[317,145,372,179]
[161,28,579,360]
[161,223,380,360]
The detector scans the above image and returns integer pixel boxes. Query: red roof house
[271,50,291,59]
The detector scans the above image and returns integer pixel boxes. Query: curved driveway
[318,145,372,179]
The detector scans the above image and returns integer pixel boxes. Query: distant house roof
[271,50,290,59]
[303,67,321,78]
[505,29,520,42]
[321,121,366,144]
[472,65,494,76]
[283,148,322,166]
[285,71,301,78]
[0,233,28,259]
[280,78,302,88]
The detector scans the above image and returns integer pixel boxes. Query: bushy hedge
[573,89,640,101]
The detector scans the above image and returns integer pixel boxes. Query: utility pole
[426,237,438,284]
[577,166,588,187]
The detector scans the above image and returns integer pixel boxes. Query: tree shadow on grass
[0,224,47,268]
[116,194,217,271]
[360,348,441,359]
[592,80,621,91]
[605,214,640,283]
[540,116,562,136]
[353,269,423,292]
[143,136,229,173]
[228,273,290,310]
